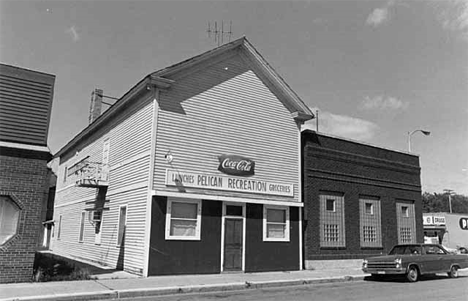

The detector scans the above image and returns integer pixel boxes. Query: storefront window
[165,198,201,240]
[263,206,290,242]
[0,196,21,245]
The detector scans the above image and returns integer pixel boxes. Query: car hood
[365,255,400,262]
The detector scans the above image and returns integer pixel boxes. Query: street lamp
[443,189,455,214]
[407,129,431,152]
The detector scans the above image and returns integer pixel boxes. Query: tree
[422,192,468,214]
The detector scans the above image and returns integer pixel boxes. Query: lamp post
[407,129,431,152]
[443,189,454,214]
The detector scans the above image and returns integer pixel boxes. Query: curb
[3,275,365,301]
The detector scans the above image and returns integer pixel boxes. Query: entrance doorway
[222,203,245,272]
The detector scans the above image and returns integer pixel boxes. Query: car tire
[406,266,419,282]
[448,266,459,278]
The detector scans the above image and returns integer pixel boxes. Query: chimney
[89,88,103,124]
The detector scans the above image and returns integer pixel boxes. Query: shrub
[32,252,95,282]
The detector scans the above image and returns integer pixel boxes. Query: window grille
[319,193,345,247]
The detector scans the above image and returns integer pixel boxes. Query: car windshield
[389,245,421,255]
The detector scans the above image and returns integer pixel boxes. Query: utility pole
[443,189,454,213]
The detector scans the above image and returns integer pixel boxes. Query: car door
[423,245,450,273]
[422,245,443,273]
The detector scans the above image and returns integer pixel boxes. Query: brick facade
[302,131,423,263]
[0,148,51,283]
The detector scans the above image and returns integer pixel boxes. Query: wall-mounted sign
[423,214,446,226]
[459,218,468,230]
[218,155,255,176]
[165,169,294,197]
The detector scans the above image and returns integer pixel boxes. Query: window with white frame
[263,205,290,242]
[319,193,346,247]
[57,215,62,240]
[396,202,416,244]
[165,198,202,240]
[117,205,127,246]
[359,197,382,248]
[0,196,21,245]
[92,210,103,245]
[78,211,85,242]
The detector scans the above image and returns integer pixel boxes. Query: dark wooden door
[224,218,243,271]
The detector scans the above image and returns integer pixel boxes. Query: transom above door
[222,203,245,272]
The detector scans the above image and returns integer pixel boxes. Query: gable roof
[55,37,314,158]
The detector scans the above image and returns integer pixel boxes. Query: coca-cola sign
[218,154,255,176]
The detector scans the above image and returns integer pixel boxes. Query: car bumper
[362,268,406,275]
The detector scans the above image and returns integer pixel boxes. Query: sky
[1,0,467,195]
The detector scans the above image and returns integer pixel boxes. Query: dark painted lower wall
[148,196,222,276]
[245,204,299,272]
[148,197,300,275]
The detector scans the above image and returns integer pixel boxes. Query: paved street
[128,275,468,301]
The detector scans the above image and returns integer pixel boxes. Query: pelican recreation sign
[165,169,294,197]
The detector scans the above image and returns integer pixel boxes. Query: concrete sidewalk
[0,268,367,301]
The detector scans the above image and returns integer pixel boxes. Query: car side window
[424,245,446,255]
[424,246,436,254]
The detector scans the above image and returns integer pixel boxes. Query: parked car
[362,244,468,282]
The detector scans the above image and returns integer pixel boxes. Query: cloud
[434,0,468,39]
[366,8,390,27]
[303,108,379,142]
[359,95,408,111]
[366,1,397,27]
[66,25,80,42]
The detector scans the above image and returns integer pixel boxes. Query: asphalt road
[129,275,468,301]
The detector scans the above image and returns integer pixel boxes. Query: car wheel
[406,266,419,282]
[448,266,459,278]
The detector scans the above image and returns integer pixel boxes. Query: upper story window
[0,196,21,245]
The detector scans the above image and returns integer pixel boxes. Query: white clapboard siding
[52,94,154,274]
[51,187,148,274]
[153,54,300,202]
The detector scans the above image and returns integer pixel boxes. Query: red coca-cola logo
[218,155,255,176]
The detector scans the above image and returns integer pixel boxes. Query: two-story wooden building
[50,38,313,276]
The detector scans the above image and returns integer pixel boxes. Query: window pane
[267,224,285,238]
[365,203,373,214]
[171,202,197,219]
[0,197,20,245]
[326,199,335,211]
[226,205,242,216]
[170,219,197,236]
[79,212,85,242]
[267,209,285,223]
[401,206,408,217]
[118,207,127,245]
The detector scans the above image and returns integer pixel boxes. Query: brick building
[302,130,423,269]
[0,64,55,283]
